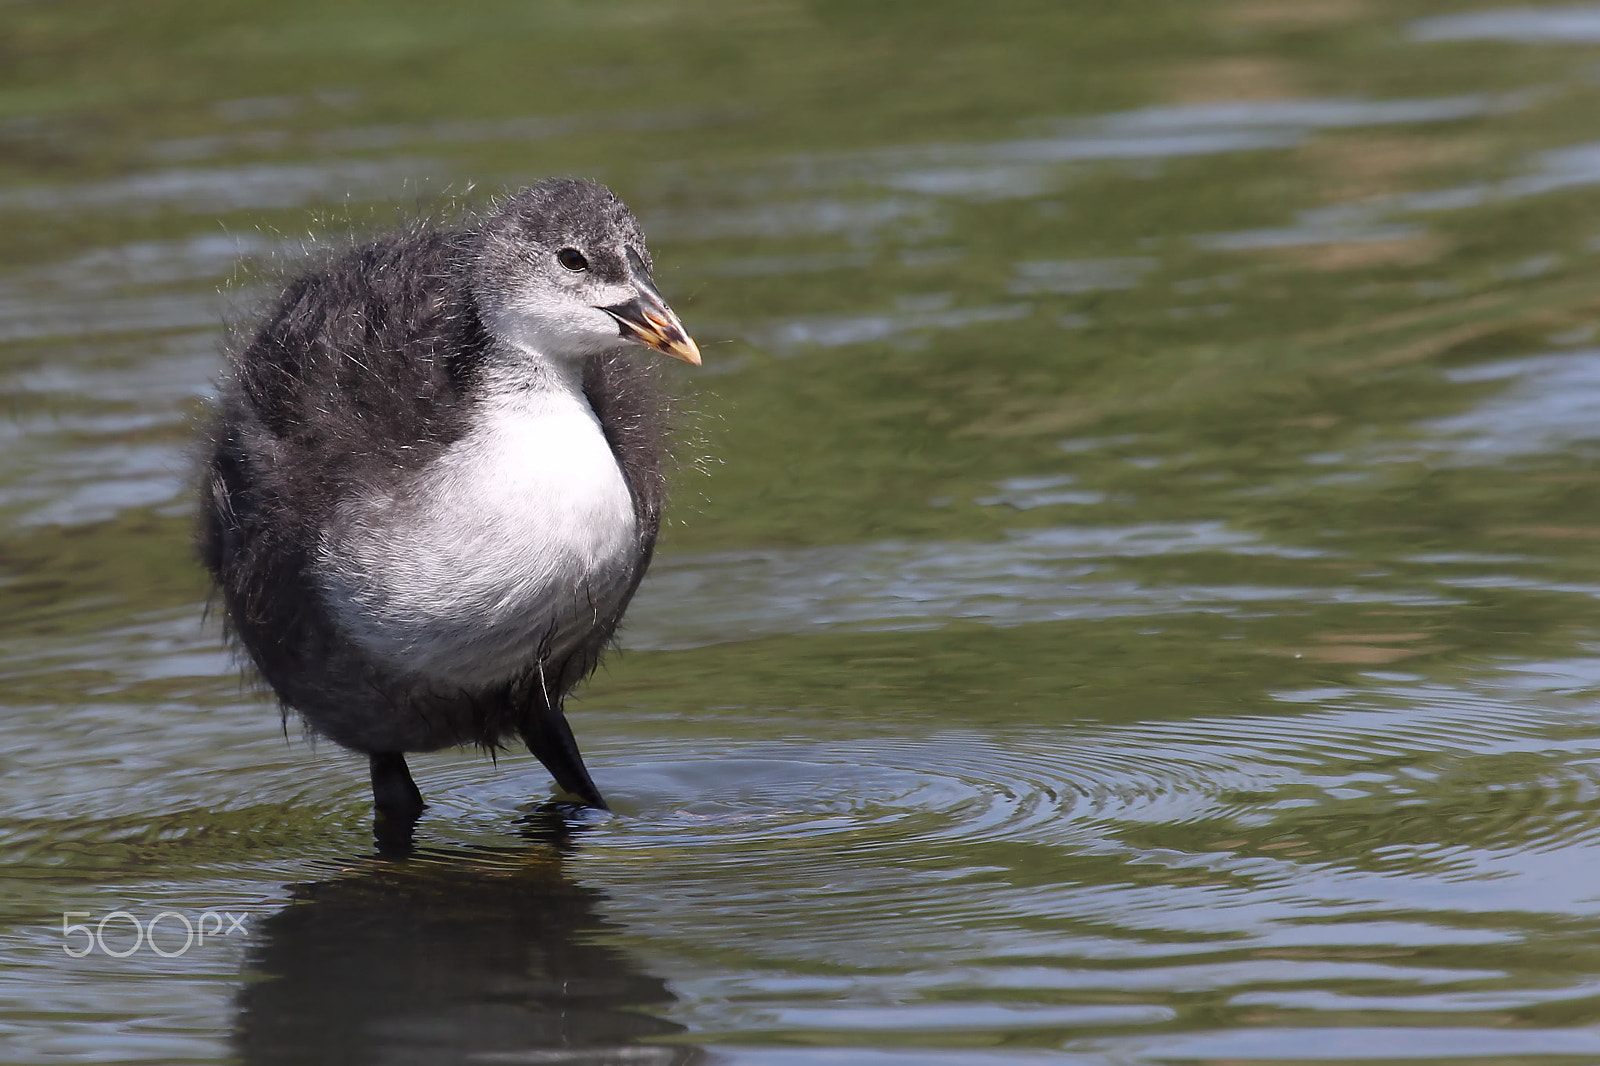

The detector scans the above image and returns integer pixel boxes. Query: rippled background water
[7,2,1600,1062]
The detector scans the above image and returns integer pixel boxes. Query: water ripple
[1412,5,1600,44]
[626,523,1439,651]
[0,158,440,215]
[401,685,1600,898]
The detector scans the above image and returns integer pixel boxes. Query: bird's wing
[198,230,486,697]
[226,229,486,511]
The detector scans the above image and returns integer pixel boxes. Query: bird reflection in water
[235,808,699,1065]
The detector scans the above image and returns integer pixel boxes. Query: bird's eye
[557,248,588,272]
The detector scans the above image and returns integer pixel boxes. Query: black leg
[369,752,426,825]
[520,701,608,810]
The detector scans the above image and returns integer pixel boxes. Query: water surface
[7,2,1600,1062]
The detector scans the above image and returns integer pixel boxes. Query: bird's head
[471,178,700,368]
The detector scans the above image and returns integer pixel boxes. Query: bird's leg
[369,752,426,827]
[520,694,608,810]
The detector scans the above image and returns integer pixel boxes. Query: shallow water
[7,1,1600,1062]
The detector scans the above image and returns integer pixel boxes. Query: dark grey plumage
[199,179,698,828]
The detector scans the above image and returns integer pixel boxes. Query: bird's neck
[477,344,591,413]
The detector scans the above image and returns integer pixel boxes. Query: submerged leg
[369,752,426,824]
[520,699,608,810]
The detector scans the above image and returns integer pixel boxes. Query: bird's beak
[599,252,701,366]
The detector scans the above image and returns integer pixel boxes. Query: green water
[7,1,1600,1061]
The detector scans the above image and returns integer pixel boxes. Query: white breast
[316,386,639,687]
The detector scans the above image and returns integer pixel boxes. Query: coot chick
[199,178,699,831]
